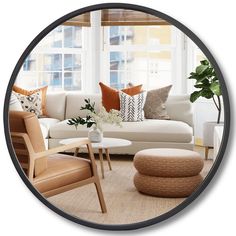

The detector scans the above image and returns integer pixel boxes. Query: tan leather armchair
[9,111,107,213]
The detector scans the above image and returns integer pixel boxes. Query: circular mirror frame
[3,3,230,231]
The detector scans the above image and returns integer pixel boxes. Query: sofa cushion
[40,124,48,139]
[46,92,66,120]
[39,118,60,131]
[39,124,49,149]
[65,93,101,119]
[39,118,60,138]
[50,119,193,143]
[166,95,193,127]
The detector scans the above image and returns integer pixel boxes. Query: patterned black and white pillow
[13,91,43,117]
[119,91,146,122]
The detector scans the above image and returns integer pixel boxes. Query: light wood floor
[48,146,214,225]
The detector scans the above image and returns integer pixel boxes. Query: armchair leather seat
[34,154,92,193]
[9,110,107,213]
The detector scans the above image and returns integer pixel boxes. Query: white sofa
[37,92,194,154]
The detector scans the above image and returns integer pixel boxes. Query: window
[187,38,207,94]
[17,25,84,91]
[16,18,202,94]
[104,25,175,90]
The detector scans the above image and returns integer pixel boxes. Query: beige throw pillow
[144,85,172,119]
[9,92,24,111]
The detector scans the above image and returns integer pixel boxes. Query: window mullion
[36,54,39,88]
[146,27,149,89]
[62,26,65,90]
[124,26,127,87]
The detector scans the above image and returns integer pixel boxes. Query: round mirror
[4,3,230,230]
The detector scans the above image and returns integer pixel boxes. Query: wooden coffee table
[60,138,132,178]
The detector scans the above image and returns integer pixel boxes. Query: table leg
[105,148,112,170]
[74,147,79,157]
[98,148,104,178]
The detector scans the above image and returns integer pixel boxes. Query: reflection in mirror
[8,8,225,228]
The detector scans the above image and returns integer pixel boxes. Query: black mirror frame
[3,3,230,231]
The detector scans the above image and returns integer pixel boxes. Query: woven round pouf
[134,173,203,198]
[133,148,204,198]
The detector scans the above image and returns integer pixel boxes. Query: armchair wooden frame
[11,132,107,213]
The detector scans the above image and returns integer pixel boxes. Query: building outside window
[104,25,174,90]
[17,22,206,94]
[17,25,84,91]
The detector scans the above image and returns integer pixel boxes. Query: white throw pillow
[9,92,24,111]
[119,91,146,122]
[13,91,43,117]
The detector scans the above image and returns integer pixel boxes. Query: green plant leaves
[201,89,214,99]
[67,99,96,129]
[200,60,209,65]
[188,59,222,123]
[195,76,208,84]
[190,91,201,102]
[188,59,221,102]
[190,88,214,103]
[196,64,208,75]
[80,98,96,113]
[210,81,221,96]
[87,122,95,128]
[194,83,208,89]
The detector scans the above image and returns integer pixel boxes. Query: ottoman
[133,148,204,198]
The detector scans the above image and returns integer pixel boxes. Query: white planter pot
[213,126,224,160]
[88,127,103,143]
[203,121,224,147]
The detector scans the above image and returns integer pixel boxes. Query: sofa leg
[94,181,107,213]
[205,146,209,160]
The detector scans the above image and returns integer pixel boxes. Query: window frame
[101,25,181,93]
[17,25,89,92]
[16,20,206,95]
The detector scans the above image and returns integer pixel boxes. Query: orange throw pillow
[99,82,142,111]
[12,85,48,116]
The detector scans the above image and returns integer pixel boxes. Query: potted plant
[188,59,222,123]
[188,59,223,159]
[67,99,122,142]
